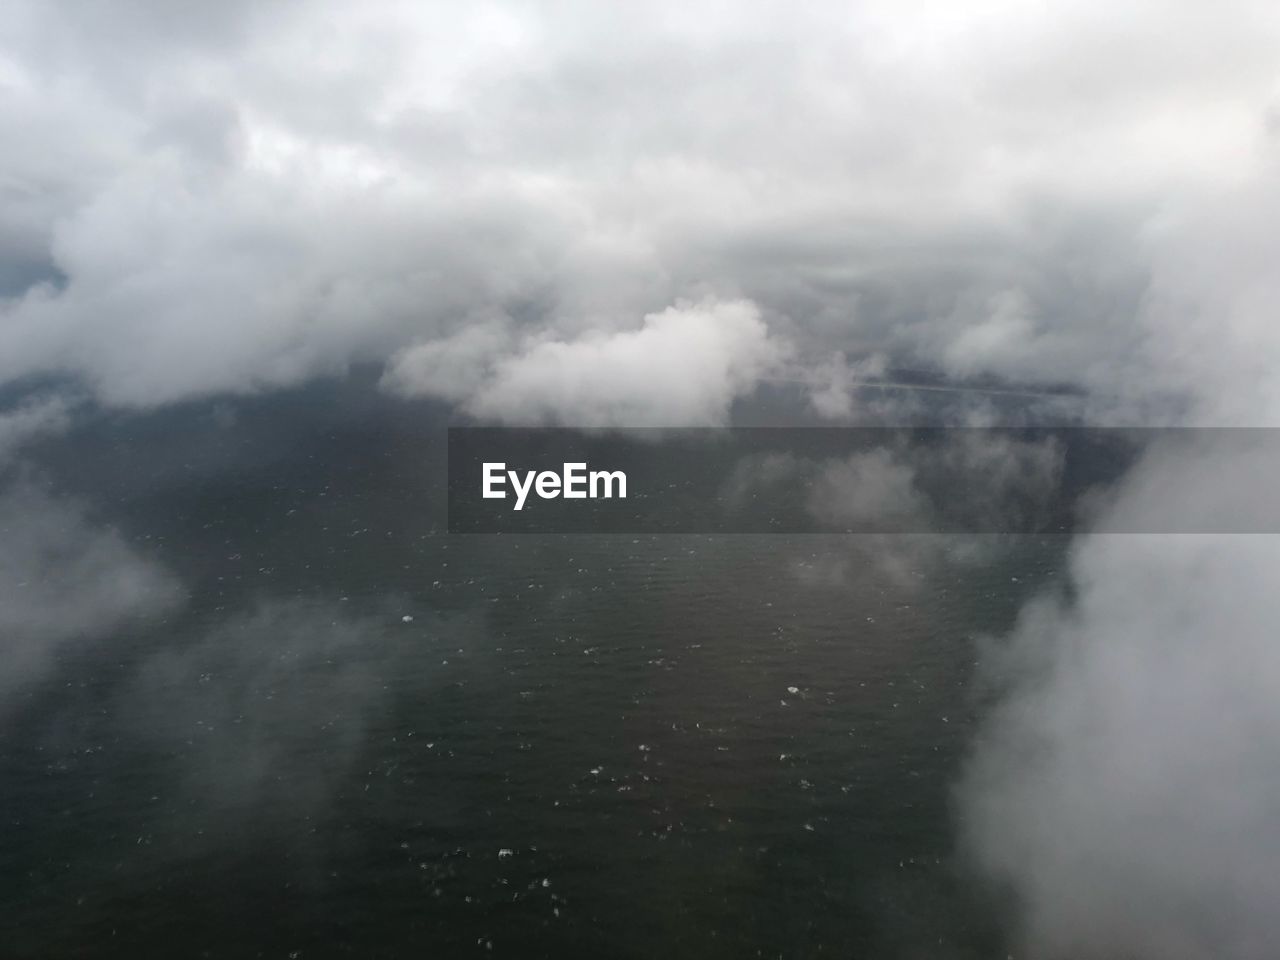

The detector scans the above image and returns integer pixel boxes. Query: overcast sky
[5,4,1280,958]
[2,0,1279,422]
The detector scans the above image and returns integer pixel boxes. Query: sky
[4,2,1280,957]
[2,0,1278,421]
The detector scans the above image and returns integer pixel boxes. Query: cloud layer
[2,0,1278,416]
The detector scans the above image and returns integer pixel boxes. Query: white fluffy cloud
[386,298,787,426]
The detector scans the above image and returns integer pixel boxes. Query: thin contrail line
[759,376,1081,400]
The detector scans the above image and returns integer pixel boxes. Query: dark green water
[0,383,1067,958]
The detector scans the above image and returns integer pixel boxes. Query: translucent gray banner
[447,428,1280,534]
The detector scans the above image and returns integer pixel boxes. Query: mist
[958,170,1280,959]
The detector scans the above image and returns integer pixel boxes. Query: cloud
[807,352,889,421]
[121,598,401,818]
[941,290,1040,379]
[0,479,184,710]
[958,170,1280,958]
[0,1,1277,410]
[806,448,926,527]
[380,319,515,404]
[1134,171,1280,426]
[0,394,76,465]
[961,527,1280,958]
[720,430,1064,532]
[388,297,788,426]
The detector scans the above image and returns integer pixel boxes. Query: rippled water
[0,383,1068,957]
